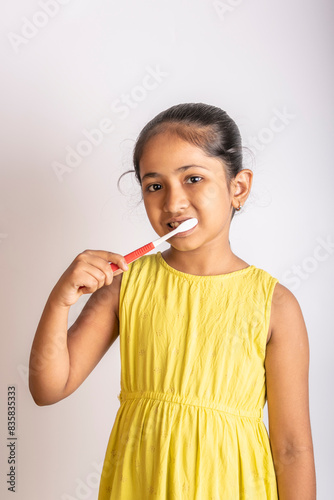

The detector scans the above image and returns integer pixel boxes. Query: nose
[162,184,189,214]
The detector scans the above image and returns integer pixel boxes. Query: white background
[1,1,333,498]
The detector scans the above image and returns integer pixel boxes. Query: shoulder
[266,283,309,376]
[272,280,294,299]
[268,282,306,345]
[89,273,124,319]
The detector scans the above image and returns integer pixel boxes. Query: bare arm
[265,283,316,499]
[29,250,127,406]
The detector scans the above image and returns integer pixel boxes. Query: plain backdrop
[1,1,333,498]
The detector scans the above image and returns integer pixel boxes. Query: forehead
[139,131,225,181]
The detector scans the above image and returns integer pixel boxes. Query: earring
[235,202,242,211]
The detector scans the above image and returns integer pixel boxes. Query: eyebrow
[141,165,209,183]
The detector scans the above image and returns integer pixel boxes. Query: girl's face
[139,131,240,253]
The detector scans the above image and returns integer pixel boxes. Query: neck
[162,239,249,276]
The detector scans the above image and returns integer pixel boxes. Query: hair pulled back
[118,102,245,220]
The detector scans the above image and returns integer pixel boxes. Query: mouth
[165,218,198,239]
[166,219,192,231]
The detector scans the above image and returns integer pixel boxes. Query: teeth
[169,221,181,228]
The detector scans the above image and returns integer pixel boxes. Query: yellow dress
[98,251,279,499]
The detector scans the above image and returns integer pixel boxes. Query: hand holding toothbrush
[50,219,198,306]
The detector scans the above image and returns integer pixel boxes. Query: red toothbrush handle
[78,242,155,288]
[110,242,155,272]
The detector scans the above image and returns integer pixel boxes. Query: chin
[170,240,200,252]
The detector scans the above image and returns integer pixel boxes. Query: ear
[230,169,253,210]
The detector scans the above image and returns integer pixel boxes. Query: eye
[146,183,162,192]
[186,176,203,184]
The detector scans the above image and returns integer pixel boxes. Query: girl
[29,103,316,499]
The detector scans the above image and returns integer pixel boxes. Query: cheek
[143,195,153,212]
[143,197,160,223]
[195,184,226,208]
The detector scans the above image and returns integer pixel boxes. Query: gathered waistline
[117,390,263,421]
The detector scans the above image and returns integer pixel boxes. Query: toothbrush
[110,218,198,272]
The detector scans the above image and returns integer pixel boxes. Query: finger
[86,256,115,285]
[75,259,111,287]
[81,250,129,274]
[75,263,109,290]
[82,250,127,265]
[112,268,124,277]
[108,253,128,271]
[76,272,100,294]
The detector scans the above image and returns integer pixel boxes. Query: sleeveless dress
[98,251,279,499]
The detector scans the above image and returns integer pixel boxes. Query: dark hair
[118,102,249,221]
